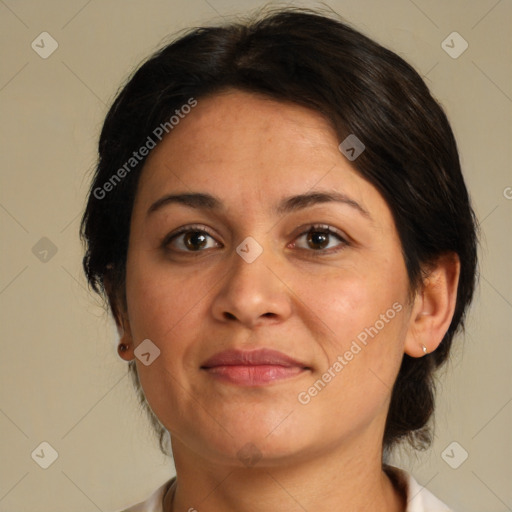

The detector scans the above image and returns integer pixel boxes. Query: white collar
[385,466,454,511]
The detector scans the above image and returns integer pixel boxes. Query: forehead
[132,89,388,223]
[147,90,340,170]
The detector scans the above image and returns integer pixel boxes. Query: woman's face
[121,89,415,466]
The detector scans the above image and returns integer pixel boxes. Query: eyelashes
[290,224,349,253]
[162,224,219,253]
[162,223,349,256]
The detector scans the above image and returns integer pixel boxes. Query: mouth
[200,348,310,386]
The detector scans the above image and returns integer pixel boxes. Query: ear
[404,252,460,357]
[104,271,135,361]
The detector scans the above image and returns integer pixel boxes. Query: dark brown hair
[80,6,478,455]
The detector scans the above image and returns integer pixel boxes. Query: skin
[113,89,460,511]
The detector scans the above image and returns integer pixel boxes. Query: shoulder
[116,477,175,512]
[385,465,455,512]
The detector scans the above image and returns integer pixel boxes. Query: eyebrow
[146,190,371,219]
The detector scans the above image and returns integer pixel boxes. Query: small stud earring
[118,343,129,353]
[421,344,427,355]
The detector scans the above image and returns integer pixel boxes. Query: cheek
[127,269,205,434]
[125,252,202,342]
[306,264,406,344]
[298,263,409,412]
[297,309,407,442]
[124,253,210,395]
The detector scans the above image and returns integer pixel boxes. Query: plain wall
[0,0,511,510]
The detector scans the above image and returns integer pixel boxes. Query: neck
[164,437,406,512]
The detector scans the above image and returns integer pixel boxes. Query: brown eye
[163,226,220,253]
[293,225,348,254]
[181,231,209,251]
[306,230,330,250]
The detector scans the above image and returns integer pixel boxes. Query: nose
[210,239,293,328]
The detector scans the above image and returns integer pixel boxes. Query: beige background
[0,0,511,511]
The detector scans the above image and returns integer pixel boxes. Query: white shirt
[118,466,453,512]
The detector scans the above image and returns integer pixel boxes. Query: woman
[80,7,478,511]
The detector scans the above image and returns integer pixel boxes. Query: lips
[201,348,310,386]
[201,348,308,368]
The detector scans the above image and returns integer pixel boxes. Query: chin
[202,416,316,466]
[204,436,312,469]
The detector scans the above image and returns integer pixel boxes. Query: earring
[421,344,428,355]
[118,343,129,353]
